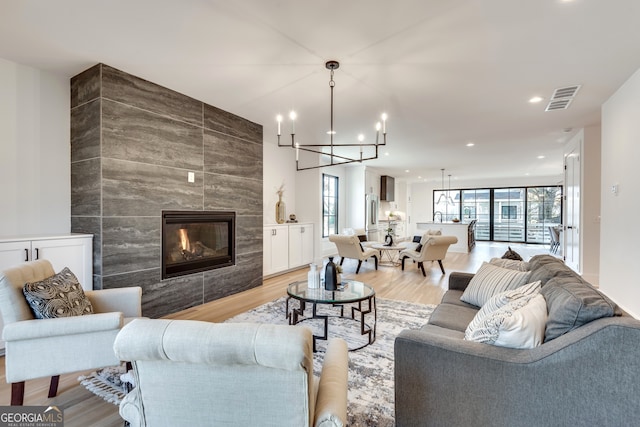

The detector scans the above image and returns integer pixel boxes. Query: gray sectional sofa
[394,255,640,427]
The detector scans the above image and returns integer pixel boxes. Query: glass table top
[287,280,375,304]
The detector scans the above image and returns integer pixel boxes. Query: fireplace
[162,211,235,279]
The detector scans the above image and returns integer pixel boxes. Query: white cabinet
[288,223,314,269]
[263,226,289,275]
[263,223,315,276]
[0,234,93,353]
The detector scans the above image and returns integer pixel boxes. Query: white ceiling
[2,0,640,184]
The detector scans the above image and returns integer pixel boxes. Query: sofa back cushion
[460,262,532,307]
[541,276,620,342]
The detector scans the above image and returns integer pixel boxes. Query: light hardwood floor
[0,242,551,426]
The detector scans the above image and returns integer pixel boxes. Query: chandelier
[277,60,388,171]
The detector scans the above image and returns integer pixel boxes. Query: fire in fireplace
[162,211,235,279]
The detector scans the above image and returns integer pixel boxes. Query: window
[322,174,339,237]
[501,205,517,219]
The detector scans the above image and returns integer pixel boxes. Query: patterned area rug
[226,296,435,427]
[78,296,434,426]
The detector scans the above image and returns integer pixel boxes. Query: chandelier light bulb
[276,114,283,135]
[376,122,381,131]
[358,134,365,142]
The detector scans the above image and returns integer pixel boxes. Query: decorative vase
[384,234,394,246]
[324,257,338,291]
[275,193,286,224]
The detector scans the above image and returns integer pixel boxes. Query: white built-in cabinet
[263,223,314,276]
[0,234,93,353]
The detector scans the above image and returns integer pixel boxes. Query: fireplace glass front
[162,211,235,279]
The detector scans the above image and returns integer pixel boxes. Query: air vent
[551,85,581,100]
[545,98,573,111]
[545,84,581,112]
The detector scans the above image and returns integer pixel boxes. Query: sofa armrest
[3,312,123,341]
[394,316,640,426]
[315,338,348,427]
[448,272,474,291]
[86,287,142,317]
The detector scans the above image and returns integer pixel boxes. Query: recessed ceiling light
[537,155,545,159]
[326,130,336,135]
[384,152,390,156]
[529,96,544,103]
[405,169,410,173]
[466,142,475,147]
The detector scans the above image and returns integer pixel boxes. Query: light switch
[188,172,195,183]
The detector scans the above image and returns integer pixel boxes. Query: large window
[435,185,562,244]
[322,174,339,237]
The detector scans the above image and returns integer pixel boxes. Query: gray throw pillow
[23,267,94,319]
[540,277,619,342]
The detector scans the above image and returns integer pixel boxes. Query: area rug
[77,297,435,426]
[226,296,435,427]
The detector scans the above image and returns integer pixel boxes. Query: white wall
[0,58,70,236]
[600,67,640,318]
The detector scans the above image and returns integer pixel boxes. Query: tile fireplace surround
[70,64,263,318]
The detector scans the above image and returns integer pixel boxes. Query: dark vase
[385,234,394,246]
[324,257,338,291]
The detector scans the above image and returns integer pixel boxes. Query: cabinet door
[264,227,289,275]
[300,224,314,266]
[289,224,314,268]
[33,237,93,291]
[0,240,32,271]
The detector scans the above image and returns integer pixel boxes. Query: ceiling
[2,0,640,184]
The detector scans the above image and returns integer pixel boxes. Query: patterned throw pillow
[501,246,523,261]
[460,262,532,307]
[489,257,531,272]
[465,281,541,334]
[23,267,94,319]
[465,294,548,349]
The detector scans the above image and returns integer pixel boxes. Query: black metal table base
[286,296,376,352]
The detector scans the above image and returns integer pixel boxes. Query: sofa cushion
[541,277,619,342]
[440,290,478,308]
[489,257,530,272]
[465,280,541,334]
[22,267,94,319]
[460,262,532,307]
[465,294,547,349]
[428,303,479,333]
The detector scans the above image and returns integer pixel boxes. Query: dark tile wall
[70,64,263,318]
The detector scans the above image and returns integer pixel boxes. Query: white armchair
[114,319,349,427]
[399,235,458,276]
[0,259,142,405]
[328,234,379,273]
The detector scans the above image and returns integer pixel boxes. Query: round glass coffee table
[286,280,376,352]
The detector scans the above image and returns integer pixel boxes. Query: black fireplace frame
[161,210,236,280]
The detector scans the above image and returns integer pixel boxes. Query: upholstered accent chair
[400,235,458,276]
[0,259,142,405]
[328,234,379,273]
[114,319,349,427]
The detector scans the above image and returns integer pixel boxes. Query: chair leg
[438,260,445,274]
[374,255,378,270]
[418,262,426,276]
[401,256,407,271]
[356,260,362,274]
[11,382,25,406]
[48,375,60,398]
[339,257,345,266]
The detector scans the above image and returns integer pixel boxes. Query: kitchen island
[415,221,476,253]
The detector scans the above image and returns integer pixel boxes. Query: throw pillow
[465,280,541,334]
[23,267,94,319]
[412,235,421,243]
[357,235,368,242]
[489,257,531,272]
[540,277,619,342]
[415,243,423,252]
[460,262,532,307]
[465,294,547,349]
[501,246,523,261]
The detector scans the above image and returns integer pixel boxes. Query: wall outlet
[188,172,195,183]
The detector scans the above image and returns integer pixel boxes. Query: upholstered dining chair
[399,235,458,276]
[114,319,349,427]
[328,234,379,273]
[0,259,142,405]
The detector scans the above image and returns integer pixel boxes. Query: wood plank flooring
[0,242,551,426]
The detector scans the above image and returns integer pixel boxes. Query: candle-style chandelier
[277,60,388,171]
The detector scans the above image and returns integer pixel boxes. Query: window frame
[322,174,339,238]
